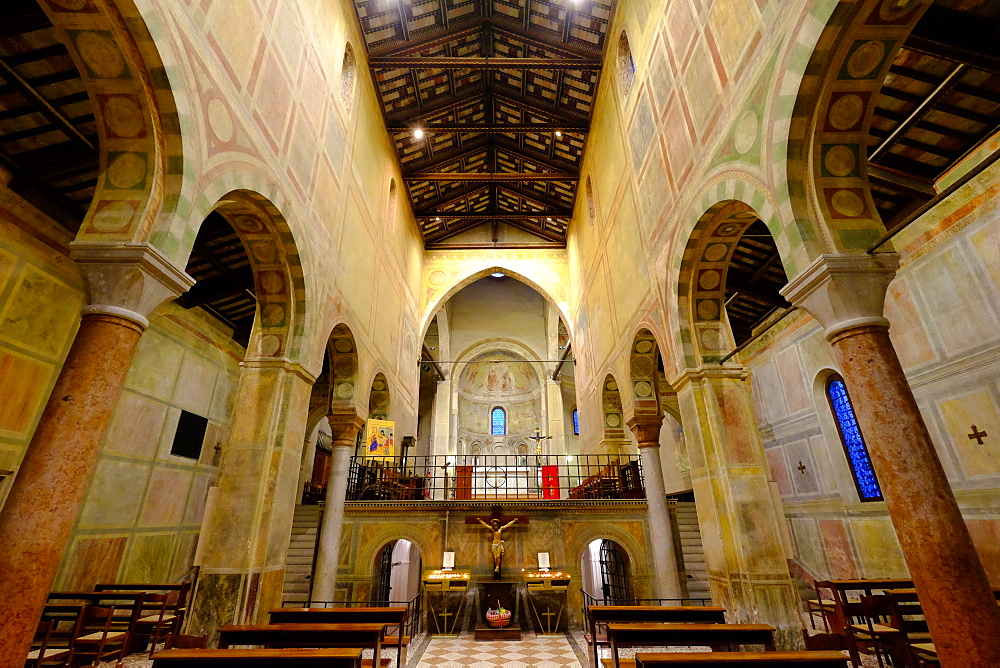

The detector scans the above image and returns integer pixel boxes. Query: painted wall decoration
[365,419,395,459]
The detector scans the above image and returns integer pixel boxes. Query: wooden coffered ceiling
[867,2,1000,230]
[0,0,99,232]
[352,0,616,248]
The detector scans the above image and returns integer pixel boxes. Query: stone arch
[601,374,626,444]
[356,527,434,580]
[38,0,185,245]
[328,323,361,413]
[784,0,930,252]
[451,340,547,397]
[674,198,791,367]
[368,372,391,420]
[628,328,667,420]
[567,524,647,583]
[420,265,571,342]
[193,189,307,361]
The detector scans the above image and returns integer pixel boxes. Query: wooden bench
[268,607,408,667]
[633,651,850,667]
[587,606,727,668]
[151,648,363,667]
[604,623,776,668]
[217,622,387,667]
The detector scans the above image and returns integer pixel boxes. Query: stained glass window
[573,408,579,435]
[491,407,506,436]
[827,376,882,501]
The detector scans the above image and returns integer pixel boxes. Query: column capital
[627,414,663,447]
[670,364,748,391]
[70,241,195,329]
[327,409,367,445]
[780,252,899,340]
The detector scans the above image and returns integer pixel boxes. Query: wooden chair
[164,634,210,650]
[69,606,127,668]
[134,593,176,657]
[806,581,836,632]
[26,620,71,668]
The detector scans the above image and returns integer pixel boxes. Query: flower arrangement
[485,599,512,628]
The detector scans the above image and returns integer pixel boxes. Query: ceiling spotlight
[414,128,424,139]
[555,130,562,137]
[435,217,441,221]
[546,217,553,222]
[491,272,505,278]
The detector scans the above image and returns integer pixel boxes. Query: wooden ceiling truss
[353,0,615,248]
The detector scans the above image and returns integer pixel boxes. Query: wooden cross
[797,461,807,475]
[968,425,988,445]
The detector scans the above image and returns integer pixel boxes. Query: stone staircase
[281,504,322,605]
[674,501,711,600]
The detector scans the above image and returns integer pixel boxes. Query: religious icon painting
[365,419,395,460]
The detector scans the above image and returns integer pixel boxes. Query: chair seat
[75,631,128,642]
[808,599,836,607]
[27,647,71,660]
[137,614,178,623]
[850,623,900,635]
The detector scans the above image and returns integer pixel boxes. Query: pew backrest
[151,648,363,667]
[634,651,849,667]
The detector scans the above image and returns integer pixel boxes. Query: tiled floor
[415,632,584,667]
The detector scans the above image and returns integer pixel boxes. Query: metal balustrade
[340,454,645,502]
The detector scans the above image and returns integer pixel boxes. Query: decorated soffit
[352,0,617,249]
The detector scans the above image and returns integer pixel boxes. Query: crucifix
[465,504,528,580]
[968,425,988,446]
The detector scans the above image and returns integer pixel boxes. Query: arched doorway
[581,538,631,605]
[372,539,422,605]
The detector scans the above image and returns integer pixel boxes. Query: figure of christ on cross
[466,505,528,580]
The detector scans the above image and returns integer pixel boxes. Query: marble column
[627,416,683,599]
[783,253,1000,666]
[187,358,314,635]
[312,411,366,602]
[0,243,192,666]
[673,365,800,648]
[546,378,567,457]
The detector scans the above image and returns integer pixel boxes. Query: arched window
[491,407,506,436]
[572,408,579,435]
[617,31,635,100]
[827,375,882,501]
[341,43,357,114]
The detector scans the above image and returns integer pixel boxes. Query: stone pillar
[546,378,567,457]
[187,358,314,635]
[628,416,683,599]
[0,243,192,666]
[673,365,800,647]
[311,411,366,603]
[783,253,1000,666]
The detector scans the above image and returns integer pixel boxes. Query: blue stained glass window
[491,407,506,436]
[573,409,579,435]
[827,377,882,501]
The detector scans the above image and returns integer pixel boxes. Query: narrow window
[827,376,882,501]
[573,408,580,435]
[491,407,506,436]
[171,410,208,460]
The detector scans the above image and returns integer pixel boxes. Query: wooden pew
[151,648,363,667]
[268,607,408,665]
[217,622,387,666]
[633,651,849,667]
[587,606,727,668]
[605,623,776,668]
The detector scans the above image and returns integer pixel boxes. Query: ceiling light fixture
[414,128,424,139]
[555,130,562,137]
[491,272,505,278]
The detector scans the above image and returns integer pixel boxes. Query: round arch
[420,265,571,342]
[566,523,648,585]
[601,373,626,445]
[328,323,362,413]
[355,527,434,580]
[38,0,186,246]
[368,372,391,420]
[451,339,547,397]
[784,0,929,253]
[627,328,668,421]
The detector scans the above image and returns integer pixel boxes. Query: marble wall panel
[708,0,758,75]
[172,531,200,581]
[0,265,81,359]
[967,519,1000,585]
[78,459,149,529]
[140,467,193,526]
[884,278,936,370]
[775,347,809,414]
[789,517,827,577]
[785,439,819,495]
[103,390,167,458]
[184,473,211,525]
[971,215,1000,298]
[912,247,1000,355]
[751,360,787,425]
[128,330,183,401]
[851,519,908,578]
[123,533,177,583]
[57,536,127,590]
[819,519,858,579]
[938,391,1000,477]
[0,350,53,437]
[173,352,219,412]
[765,447,792,496]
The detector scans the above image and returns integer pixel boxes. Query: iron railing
[281,591,424,638]
[344,454,645,501]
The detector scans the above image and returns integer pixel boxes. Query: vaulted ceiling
[352,0,616,248]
